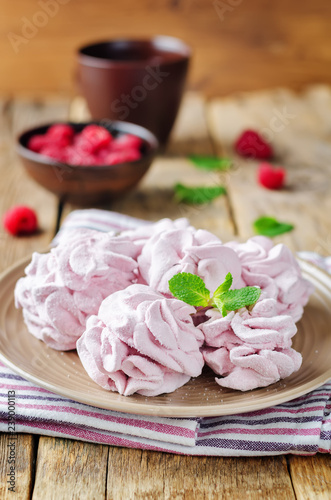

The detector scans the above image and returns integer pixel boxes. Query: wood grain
[2,0,331,96]
[166,92,214,156]
[107,449,295,499]
[207,87,331,252]
[32,437,109,500]
[288,454,331,500]
[0,434,36,500]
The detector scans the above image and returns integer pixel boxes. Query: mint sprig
[189,155,232,171]
[169,272,261,316]
[168,273,210,307]
[214,287,262,317]
[174,183,227,204]
[253,216,294,237]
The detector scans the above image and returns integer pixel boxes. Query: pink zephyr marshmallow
[215,345,302,391]
[225,236,314,322]
[77,284,204,396]
[138,227,244,295]
[15,229,138,350]
[118,217,192,259]
[200,298,301,391]
[199,297,297,350]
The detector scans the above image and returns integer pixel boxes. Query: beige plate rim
[0,255,330,417]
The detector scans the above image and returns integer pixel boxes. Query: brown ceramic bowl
[76,36,191,146]
[16,121,158,206]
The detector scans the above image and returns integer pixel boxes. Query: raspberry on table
[235,130,273,159]
[258,162,286,190]
[3,206,38,236]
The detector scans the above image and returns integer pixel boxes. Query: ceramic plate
[0,256,330,417]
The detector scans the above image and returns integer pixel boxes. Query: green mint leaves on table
[253,216,294,237]
[174,183,227,205]
[169,272,261,317]
[189,155,232,171]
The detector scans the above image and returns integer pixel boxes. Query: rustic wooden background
[2,0,331,97]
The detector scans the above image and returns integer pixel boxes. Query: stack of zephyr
[15,218,313,396]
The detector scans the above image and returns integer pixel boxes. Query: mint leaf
[168,272,210,307]
[253,216,294,237]
[213,272,233,298]
[219,287,261,315]
[189,155,231,171]
[174,183,227,204]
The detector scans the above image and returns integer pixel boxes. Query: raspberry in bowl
[16,121,158,206]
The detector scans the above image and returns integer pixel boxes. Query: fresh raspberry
[258,162,286,190]
[79,125,113,153]
[27,134,49,153]
[3,206,38,236]
[235,130,273,159]
[103,149,142,165]
[40,145,66,162]
[65,147,95,166]
[111,134,143,151]
[47,124,75,146]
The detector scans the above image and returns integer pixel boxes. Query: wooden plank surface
[2,0,331,96]
[207,86,331,252]
[0,434,36,499]
[288,454,331,500]
[107,450,295,500]
[32,437,109,500]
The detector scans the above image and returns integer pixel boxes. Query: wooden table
[0,87,331,499]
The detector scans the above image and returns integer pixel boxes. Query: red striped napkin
[0,209,330,456]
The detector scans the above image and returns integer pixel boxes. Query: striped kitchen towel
[0,209,330,456]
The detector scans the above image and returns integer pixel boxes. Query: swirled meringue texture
[119,217,192,259]
[15,229,138,351]
[77,284,204,396]
[200,298,302,390]
[225,236,314,322]
[138,227,244,295]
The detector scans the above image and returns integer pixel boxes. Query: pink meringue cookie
[199,298,301,390]
[230,304,297,350]
[77,316,191,396]
[202,346,234,376]
[15,253,86,350]
[119,218,192,259]
[225,236,314,321]
[52,229,138,295]
[199,297,297,349]
[98,284,204,376]
[198,309,237,348]
[215,346,302,391]
[77,284,204,396]
[15,230,138,350]
[138,227,244,295]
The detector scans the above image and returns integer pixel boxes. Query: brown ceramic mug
[76,36,191,146]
